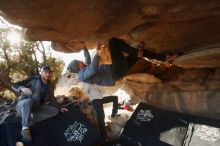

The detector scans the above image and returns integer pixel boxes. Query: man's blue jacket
[12,75,60,109]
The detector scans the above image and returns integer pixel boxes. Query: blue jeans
[16,98,59,127]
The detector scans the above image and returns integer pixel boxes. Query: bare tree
[36,41,47,65]
[0,27,64,99]
[2,45,11,72]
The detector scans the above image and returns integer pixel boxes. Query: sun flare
[7,31,21,45]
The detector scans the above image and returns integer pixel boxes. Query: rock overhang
[0,0,220,55]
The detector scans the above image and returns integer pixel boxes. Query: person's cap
[67,60,79,73]
[41,66,52,72]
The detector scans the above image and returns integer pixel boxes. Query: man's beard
[41,76,49,83]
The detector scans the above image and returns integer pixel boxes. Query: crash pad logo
[64,121,88,143]
[194,125,220,142]
[136,109,154,122]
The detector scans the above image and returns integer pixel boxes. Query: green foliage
[0,25,64,99]
[44,57,64,89]
[9,41,38,78]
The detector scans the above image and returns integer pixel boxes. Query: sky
[0,16,94,74]
[42,41,95,74]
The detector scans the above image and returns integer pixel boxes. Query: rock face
[55,59,220,120]
[173,48,220,68]
[1,0,220,55]
[1,0,220,129]
[123,66,220,120]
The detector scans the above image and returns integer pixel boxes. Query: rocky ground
[1,50,220,145]
[0,98,18,125]
[0,93,135,143]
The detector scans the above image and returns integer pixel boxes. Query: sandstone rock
[54,73,89,102]
[2,3,220,123]
[55,63,220,120]
[54,73,78,96]
[123,73,161,84]
[173,48,220,68]
[55,73,130,103]
[124,68,220,119]
[1,1,220,54]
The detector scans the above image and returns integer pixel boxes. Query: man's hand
[60,107,69,113]
[96,42,101,51]
[96,42,104,56]
[20,87,32,96]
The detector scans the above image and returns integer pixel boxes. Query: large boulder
[173,47,220,68]
[1,0,220,54]
[124,66,220,119]
[55,58,220,120]
[1,0,220,137]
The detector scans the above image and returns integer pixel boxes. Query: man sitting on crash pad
[12,66,68,142]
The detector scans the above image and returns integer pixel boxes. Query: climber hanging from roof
[66,37,170,142]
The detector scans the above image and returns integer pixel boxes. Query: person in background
[12,66,68,142]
